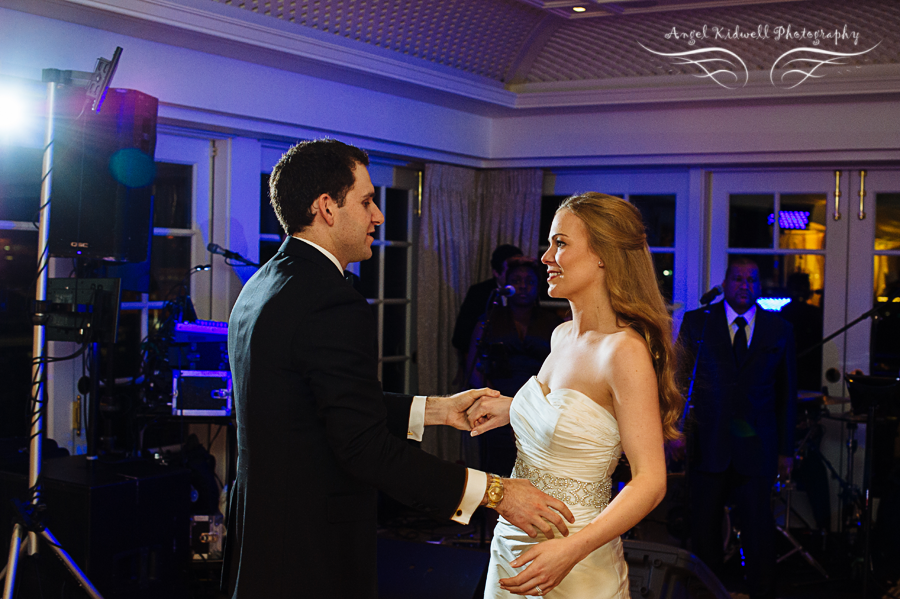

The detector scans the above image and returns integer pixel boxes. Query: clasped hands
[426,389,575,546]
[423,387,511,434]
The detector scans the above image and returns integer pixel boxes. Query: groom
[222,139,573,598]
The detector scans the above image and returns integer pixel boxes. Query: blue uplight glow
[768,211,810,230]
[758,297,792,311]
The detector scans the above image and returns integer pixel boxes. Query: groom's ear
[312,194,337,226]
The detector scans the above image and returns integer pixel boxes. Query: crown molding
[511,63,900,108]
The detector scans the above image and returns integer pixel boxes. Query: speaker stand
[0,64,112,599]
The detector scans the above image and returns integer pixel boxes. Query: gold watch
[486,474,504,509]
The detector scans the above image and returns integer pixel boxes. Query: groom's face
[332,163,383,265]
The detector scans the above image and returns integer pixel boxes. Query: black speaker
[0,454,191,599]
[624,539,730,599]
[377,537,489,599]
[49,86,158,263]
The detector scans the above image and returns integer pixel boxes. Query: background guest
[452,244,523,387]
[677,256,797,599]
[466,256,561,476]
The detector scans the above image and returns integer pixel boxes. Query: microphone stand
[797,293,898,359]
[465,288,507,390]
[466,287,505,549]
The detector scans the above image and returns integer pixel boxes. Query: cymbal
[821,411,867,422]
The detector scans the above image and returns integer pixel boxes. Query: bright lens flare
[0,91,28,133]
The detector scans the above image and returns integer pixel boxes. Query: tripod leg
[39,527,105,599]
[2,523,26,599]
[0,531,28,583]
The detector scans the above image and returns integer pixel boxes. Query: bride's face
[541,210,603,299]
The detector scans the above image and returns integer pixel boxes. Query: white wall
[489,99,900,167]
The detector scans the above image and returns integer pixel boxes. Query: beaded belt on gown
[512,457,612,510]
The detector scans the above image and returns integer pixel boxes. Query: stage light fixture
[758,297,792,311]
[0,88,28,134]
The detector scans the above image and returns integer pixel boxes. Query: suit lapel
[706,302,738,376]
[746,308,773,358]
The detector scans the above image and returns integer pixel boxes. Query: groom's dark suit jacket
[222,237,467,598]
[678,301,797,479]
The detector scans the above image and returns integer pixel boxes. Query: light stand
[0,47,122,599]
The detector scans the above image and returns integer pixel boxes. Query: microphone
[700,285,723,305]
[207,243,260,268]
[496,285,516,297]
[208,243,240,260]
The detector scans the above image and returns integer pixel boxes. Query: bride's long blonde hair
[558,192,684,441]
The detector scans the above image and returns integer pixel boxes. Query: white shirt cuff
[451,469,487,524]
[407,395,427,442]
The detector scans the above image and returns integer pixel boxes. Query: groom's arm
[384,391,492,524]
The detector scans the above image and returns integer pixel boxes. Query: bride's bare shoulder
[596,327,653,366]
[549,320,573,347]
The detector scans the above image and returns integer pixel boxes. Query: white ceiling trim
[157,102,489,168]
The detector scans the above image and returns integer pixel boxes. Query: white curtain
[416,165,543,463]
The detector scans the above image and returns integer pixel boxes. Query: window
[358,187,416,393]
[119,163,197,377]
[726,192,827,305]
[631,194,676,304]
[259,172,284,264]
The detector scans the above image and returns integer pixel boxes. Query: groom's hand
[493,479,575,539]
[424,388,500,430]
[467,395,513,435]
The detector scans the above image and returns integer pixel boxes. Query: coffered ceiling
[4,0,899,112]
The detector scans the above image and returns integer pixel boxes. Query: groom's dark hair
[269,138,370,235]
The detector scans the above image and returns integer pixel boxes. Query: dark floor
[7,508,895,598]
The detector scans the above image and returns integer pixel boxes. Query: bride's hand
[426,388,500,430]
[466,395,513,435]
[499,538,584,596]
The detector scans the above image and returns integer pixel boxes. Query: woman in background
[467,257,562,476]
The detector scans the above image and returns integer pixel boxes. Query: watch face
[489,487,503,501]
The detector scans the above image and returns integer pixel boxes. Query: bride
[468,193,683,598]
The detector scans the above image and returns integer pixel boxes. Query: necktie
[733,316,748,365]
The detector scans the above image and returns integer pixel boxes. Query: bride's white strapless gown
[485,376,628,599]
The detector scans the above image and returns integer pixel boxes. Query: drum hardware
[772,412,830,578]
[774,481,829,578]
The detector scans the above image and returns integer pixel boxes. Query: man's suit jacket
[223,237,467,598]
[677,301,797,479]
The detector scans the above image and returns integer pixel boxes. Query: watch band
[485,473,504,509]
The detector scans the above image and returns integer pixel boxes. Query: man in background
[678,256,797,599]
